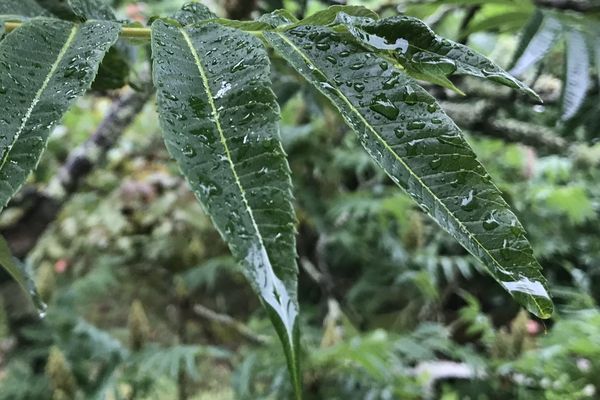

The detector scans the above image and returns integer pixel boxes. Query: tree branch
[192,303,270,345]
[440,100,568,154]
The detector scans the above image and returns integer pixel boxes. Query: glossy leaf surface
[265,25,553,319]
[0,19,120,209]
[329,13,539,99]
[0,0,50,18]
[151,20,301,397]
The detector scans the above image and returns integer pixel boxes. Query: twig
[192,304,270,345]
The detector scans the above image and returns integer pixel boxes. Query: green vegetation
[0,0,599,399]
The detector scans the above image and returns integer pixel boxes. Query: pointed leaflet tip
[265,24,553,321]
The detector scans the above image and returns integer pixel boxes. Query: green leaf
[0,234,46,315]
[0,19,121,210]
[265,25,553,319]
[172,1,216,25]
[151,20,301,397]
[290,5,378,27]
[510,12,562,76]
[332,14,539,100]
[0,0,51,18]
[68,0,115,21]
[561,30,590,121]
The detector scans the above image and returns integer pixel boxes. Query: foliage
[0,0,599,398]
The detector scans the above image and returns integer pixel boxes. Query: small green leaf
[333,13,540,100]
[510,12,562,76]
[266,25,553,319]
[0,19,121,210]
[562,30,590,120]
[151,20,301,397]
[0,234,46,316]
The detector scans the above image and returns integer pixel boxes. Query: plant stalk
[4,21,152,39]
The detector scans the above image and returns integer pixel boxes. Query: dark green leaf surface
[0,0,51,18]
[0,19,120,210]
[290,5,378,27]
[562,30,590,121]
[265,25,553,319]
[0,234,46,315]
[172,1,216,25]
[68,0,115,21]
[330,14,539,100]
[510,13,562,76]
[151,21,301,396]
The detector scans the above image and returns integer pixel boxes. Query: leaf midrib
[178,27,296,316]
[273,31,545,316]
[0,24,78,173]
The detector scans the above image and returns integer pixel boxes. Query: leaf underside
[265,24,553,319]
[151,20,301,396]
[562,30,590,121]
[0,18,120,210]
[510,12,562,76]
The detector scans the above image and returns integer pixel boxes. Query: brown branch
[192,304,270,345]
[440,100,568,154]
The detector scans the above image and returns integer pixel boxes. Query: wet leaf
[0,0,51,18]
[0,234,46,316]
[562,30,590,121]
[265,25,553,319]
[328,13,539,100]
[0,19,120,209]
[151,20,301,397]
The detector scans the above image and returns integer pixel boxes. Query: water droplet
[483,211,500,230]
[460,190,477,211]
[394,128,404,139]
[407,121,425,130]
[316,42,330,51]
[369,94,399,120]
[429,156,442,169]
[350,62,364,70]
[353,82,365,92]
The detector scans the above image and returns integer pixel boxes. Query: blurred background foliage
[1,0,600,399]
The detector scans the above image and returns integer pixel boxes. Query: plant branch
[440,100,568,154]
[192,304,270,345]
[4,21,152,39]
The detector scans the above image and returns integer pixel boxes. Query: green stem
[3,21,263,40]
[4,21,152,39]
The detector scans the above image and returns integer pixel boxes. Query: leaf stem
[4,21,152,39]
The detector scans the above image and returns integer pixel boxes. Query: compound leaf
[265,25,553,319]
[0,19,120,210]
[151,20,301,398]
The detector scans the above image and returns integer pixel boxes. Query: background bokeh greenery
[1,0,600,399]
